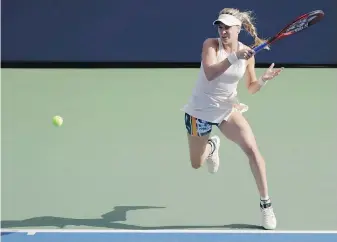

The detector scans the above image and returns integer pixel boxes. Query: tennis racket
[253,10,325,53]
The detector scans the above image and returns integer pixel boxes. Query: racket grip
[253,43,268,54]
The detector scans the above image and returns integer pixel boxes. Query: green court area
[1,68,336,230]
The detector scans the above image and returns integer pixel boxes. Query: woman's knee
[189,155,203,169]
[186,132,210,169]
[241,144,261,161]
[188,140,210,169]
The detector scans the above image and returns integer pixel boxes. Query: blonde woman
[182,8,283,230]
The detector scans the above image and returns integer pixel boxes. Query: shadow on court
[1,206,263,230]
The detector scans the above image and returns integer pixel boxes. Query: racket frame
[253,10,324,54]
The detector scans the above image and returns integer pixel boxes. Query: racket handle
[253,42,268,54]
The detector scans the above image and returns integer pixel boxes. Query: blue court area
[1,231,337,242]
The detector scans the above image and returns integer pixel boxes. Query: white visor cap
[213,14,242,26]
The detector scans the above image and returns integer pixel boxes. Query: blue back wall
[2,0,336,64]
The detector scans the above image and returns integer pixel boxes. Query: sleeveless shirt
[182,38,247,123]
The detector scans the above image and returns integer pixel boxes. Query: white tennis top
[182,38,247,123]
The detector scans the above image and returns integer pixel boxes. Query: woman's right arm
[201,38,232,81]
[202,38,254,82]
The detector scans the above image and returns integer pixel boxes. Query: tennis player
[182,8,283,230]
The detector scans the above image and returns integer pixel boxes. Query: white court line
[1,229,337,234]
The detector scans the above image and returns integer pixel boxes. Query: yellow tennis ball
[53,116,63,127]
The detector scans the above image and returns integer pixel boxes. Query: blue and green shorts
[184,113,220,137]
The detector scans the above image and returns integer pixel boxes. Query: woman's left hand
[261,63,284,81]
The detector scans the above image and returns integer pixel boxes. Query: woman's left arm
[245,55,283,94]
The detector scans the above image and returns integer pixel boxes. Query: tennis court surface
[1,68,337,241]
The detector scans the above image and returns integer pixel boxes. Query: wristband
[227,52,238,64]
[258,76,267,87]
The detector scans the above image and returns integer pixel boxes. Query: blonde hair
[219,8,269,49]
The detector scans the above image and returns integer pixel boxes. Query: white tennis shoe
[260,201,277,230]
[206,135,220,173]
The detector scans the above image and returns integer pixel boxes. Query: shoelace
[208,147,218,160]
[207,152,214,159]
[262,207,275,221]
[207,141,216,159]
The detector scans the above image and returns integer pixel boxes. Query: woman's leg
[185,113,221,173]
[218,111,277,230]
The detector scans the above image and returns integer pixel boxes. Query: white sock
[261,196,270,201]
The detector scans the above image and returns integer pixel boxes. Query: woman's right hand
[235,48,255,60]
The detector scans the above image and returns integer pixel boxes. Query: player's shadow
[1,205,263,230]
